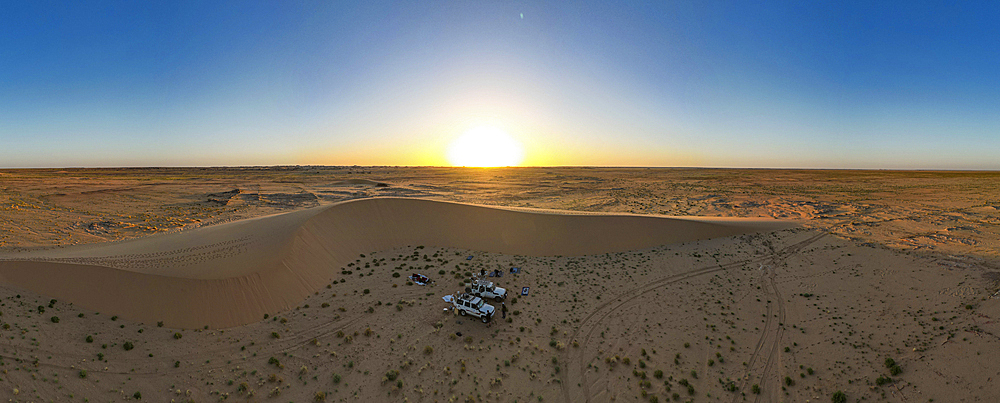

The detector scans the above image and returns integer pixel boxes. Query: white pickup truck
[464,276,507,302]
[444,293,495,323]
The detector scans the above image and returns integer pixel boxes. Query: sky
[2,1,999,169]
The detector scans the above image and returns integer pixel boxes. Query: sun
[447,126,524,167]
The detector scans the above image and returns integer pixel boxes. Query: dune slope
[0,198,794,328]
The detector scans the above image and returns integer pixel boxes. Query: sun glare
[447,127,524,167]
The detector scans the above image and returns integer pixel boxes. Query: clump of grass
[424,345,434,355]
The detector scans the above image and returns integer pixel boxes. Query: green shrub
[653,369,663,379]
[85,335,94,343]
[392,272,401,278]
[50,316,59,323]
[831,391,847,403]
[332,373,341,384]
[752,384,760,394]
[271,332,281,339]
[79,370,87,378]
[890,364,902,376]
[174,332,183,340]
[133,391,141,399]
[123,341,134,351]
[884,357,895,368]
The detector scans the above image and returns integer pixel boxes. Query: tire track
[557,231,823,403]
[562,232,825,403]
[732,232,823,403]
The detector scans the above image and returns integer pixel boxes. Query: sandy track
[558,230,823,403]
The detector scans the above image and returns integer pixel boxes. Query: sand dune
[0,198,793,329]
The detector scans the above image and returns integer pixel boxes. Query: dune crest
[0,198,794,328]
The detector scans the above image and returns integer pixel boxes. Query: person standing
[501,302,507,319]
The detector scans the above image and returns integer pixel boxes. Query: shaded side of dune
[0,198,794,328]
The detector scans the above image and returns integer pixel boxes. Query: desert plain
[0,167,999,403]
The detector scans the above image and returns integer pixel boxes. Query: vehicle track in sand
[560,230,824,403]
[733,232,824,403]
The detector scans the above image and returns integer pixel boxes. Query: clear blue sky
[2,1,998,168]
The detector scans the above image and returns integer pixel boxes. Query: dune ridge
[0,198,794,328]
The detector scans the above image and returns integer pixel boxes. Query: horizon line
[2,165,999,172]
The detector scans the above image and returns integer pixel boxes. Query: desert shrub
[122,341,134,351]
[50,316,59,323]
[157,321,164,327]
[751,384,760,394]
[876,375,892,386]
[831,391,847,403]
[424,345,433,354]
[271,332,280,339]
[884,358,895,368]
[653,369,663,379]
[314,391,326,401]
[85,335,94,343]
[132,391,141,399]
[890,364,902,376]
[784,376,794,386]
[321,302,330,308]
[385,369,400,381]
[393,272,401,278]
[268,357,280,367]
[332,373,342,384]
[79,370,87,378]
[173,332,183,340]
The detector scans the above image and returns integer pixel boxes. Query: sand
[0,167,997,402]
[0,198,792,329]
